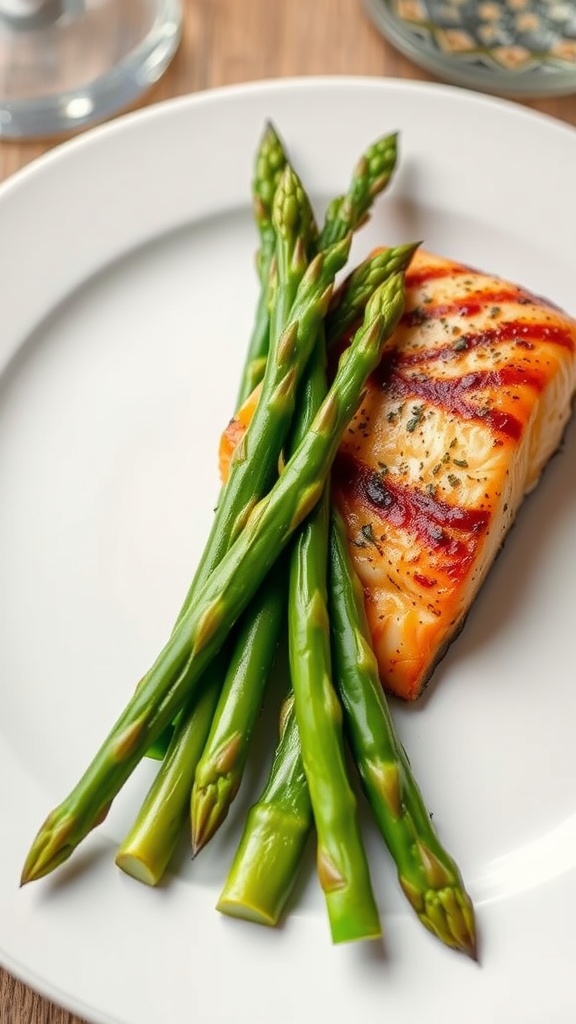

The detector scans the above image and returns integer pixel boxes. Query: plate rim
[2,73,576,204]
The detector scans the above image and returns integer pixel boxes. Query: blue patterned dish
[364,0,576,96]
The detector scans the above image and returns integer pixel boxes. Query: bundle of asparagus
[21,123,476,959]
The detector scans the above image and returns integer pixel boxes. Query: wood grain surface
[1,1,575,1021]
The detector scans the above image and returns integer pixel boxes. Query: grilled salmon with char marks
[220,249,576,700]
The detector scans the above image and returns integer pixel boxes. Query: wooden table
[1,1,575,1021]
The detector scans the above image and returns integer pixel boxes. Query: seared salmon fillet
[221,249,576,700]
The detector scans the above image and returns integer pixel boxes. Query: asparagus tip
[262,117,280,139]
[415,885,478,960]
[21,799,112,884]
[453,926,478,962]
[20,826,73,885]
[467,938,479,963]
[191,781,231,855]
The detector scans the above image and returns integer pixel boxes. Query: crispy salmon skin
[222,249,576,700]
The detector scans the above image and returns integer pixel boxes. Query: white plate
[0,77,575,1024]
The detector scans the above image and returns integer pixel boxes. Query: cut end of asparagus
[216,895,278,928]
[218,803,311,928]
[115,851,161,887]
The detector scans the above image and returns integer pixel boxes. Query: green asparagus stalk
[192,221,348,588]
[159,161,324,637]
[281,223,383,942]
[253,122,291,281]
[190,563,286,854]
[243,127,397,400]
[123,583,283,876]
[187,143,404,859]
[238,122,290,405]
[275,203,405,943]
[326,242,419,345]
[123,169,327,866]
[125,150,318,866]
[140,132,296,766]
[217,694,313,925]
[266,166,317,352]
[141,172,323,770]
[282,234,392,941]
[328,507,477,959]
[21,273,406,885]
[237,130,400,405]
[288,464,381,943]
[317,133,398,251]
[214,241,417,927]
[114,671,221,885]
[120,141,305,862]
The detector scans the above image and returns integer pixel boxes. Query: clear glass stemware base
[0,0,182,139]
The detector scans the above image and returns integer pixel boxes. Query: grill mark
[368,322,574,399]
[385,364,547,439]
[402,287,535,326]
[405,262,470,288]
[333,452,489,582]
[367,317,562,439]
[394,320,576,369]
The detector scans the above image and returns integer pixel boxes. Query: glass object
[0,0,182,139]
[364,0,576,98]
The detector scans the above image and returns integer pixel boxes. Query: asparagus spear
[156,161,324,638]
[21,272,406,885]
[238,122,289,406]
[288,454,381,943]
[235,160,406,936]
[326,242,418,345]
[124,166,323,867]
[217,694,313,925]
[114,672,221,885]
[190,564,286,854]
[141,132,297,766]
[281,248,409,946]
[141,169,321,769]
[215,242,417,926]
[120,142,306,864]
[234,131,400,402]
[317,133,397,251]
[240,133,402,395]
[184,142,403,858]
[192,206,346,589]
[328,506,477,959]
[129,134,399,868]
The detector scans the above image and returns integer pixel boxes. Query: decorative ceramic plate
[364,0,576,96]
